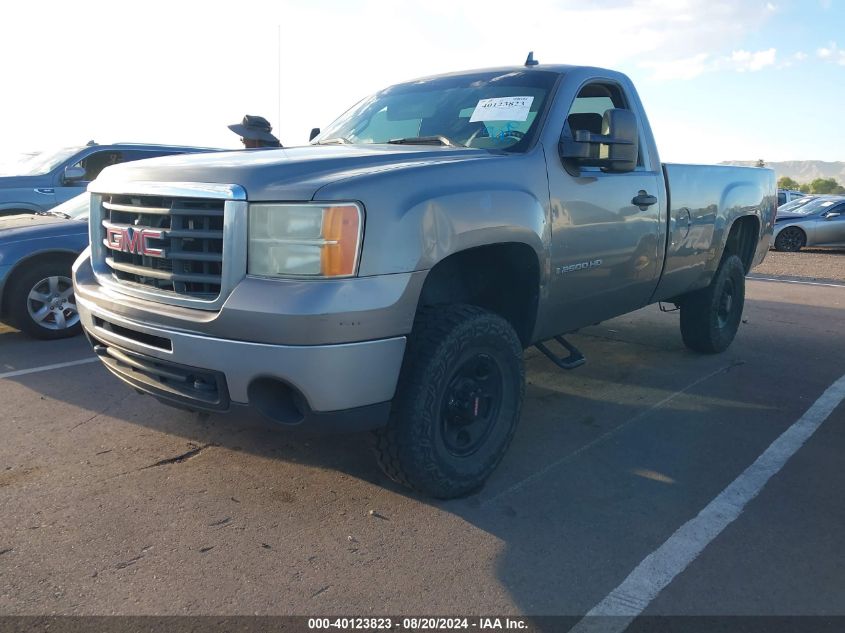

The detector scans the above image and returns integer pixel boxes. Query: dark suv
[0,142,220,216]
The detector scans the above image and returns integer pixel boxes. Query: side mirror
[309,127,321,142]
[560,108,638,174]
[62,165,86,184]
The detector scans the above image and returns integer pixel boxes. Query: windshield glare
[315,70,559,151]
[786,197,844,215]
[51,193,90,220]
[0,146,84,177]
[778,196,817,214]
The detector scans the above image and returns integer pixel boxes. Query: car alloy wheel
[26,275,79,331]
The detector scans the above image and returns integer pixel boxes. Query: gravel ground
[752,247,845,283]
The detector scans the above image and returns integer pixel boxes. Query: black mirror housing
[309,127,321,142]
[560,108,638,174]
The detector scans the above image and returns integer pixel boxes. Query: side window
[566,83,627,135]
[777,193,786,206]
[70,151,125,182]
[829,203,845,219]
[565,82,643,168]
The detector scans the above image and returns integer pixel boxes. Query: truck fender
[706,181,767,275]
[0,202,44,214]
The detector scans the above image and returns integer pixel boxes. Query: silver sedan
[773,195,845,251]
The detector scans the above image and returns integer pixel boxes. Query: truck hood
[91,144,503,201]
[775,212,814,222]
[0,213,87,245]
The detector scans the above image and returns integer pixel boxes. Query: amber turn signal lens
[320,205,361,277]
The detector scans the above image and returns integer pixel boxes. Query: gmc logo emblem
[105,226,165,258]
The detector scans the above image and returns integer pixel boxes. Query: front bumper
[75,265,408,432]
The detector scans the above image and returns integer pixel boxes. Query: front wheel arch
[2,251,80,317]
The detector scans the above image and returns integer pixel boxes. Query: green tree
[809,178,842,194]
[778,176,800,189]
[799,183,811,193]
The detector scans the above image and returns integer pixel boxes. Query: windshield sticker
[470,96,534,122]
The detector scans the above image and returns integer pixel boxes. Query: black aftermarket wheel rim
[717,277,735,329]
[440,353,504,457]
[781,228,803,250]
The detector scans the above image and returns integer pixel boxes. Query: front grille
[100,194,224,299]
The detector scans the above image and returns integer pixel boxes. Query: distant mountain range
[720,160,845,184]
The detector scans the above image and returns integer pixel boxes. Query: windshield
[784,197,844,215]
[314,70,559,151]
[777,196,817,214]
[0,146,84,177]
[49,193,90,220]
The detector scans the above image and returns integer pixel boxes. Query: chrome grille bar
[88,181,247,311]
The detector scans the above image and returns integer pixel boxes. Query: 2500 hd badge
[556,259,603,274]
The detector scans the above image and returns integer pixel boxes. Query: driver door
[545,81,664,333]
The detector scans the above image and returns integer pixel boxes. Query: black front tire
[773,227,806,252]
[373,305,524,499]
[679,255,746,354]
[6,259,82,340]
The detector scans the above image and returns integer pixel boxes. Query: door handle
[632,190,657,209]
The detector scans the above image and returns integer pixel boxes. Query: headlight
[248,202,363,278]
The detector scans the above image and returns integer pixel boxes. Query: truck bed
[653,163,776,301]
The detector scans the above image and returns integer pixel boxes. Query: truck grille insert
[100,194,224,299]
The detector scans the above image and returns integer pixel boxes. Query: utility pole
[277,24,281,131]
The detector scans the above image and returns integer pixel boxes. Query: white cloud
[640,53,713,81]
[729,48,777,71]
[817,42,845,65]
[0,0,788,154]
[642,47,778,79]
[778,50,808,69]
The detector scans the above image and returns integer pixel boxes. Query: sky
[0,0,842,165]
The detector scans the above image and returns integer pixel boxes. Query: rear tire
[773,227,806,252]
[373,305,524,499]
[679,255,745,354]
[7,259,81,340]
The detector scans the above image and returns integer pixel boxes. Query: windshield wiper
[386,135,463,148]
[37,210,72,219]
[316,137,352,145]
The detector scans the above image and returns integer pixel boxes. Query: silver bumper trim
[78,295,406,412]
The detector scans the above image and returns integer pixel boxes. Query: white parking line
[569,372,845,633]
[0,357,99,380]
[749,276,845,288]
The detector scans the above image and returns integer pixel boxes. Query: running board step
[534,336,586,370]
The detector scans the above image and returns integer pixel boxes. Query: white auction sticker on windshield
[470,96,534,122]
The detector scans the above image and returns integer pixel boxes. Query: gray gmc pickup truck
[73,62,776,498]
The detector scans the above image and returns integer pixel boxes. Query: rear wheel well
[2,251,78,317]
[417,243,540,348]
[723,215,760,273]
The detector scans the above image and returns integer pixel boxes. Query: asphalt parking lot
[1,270,844,626]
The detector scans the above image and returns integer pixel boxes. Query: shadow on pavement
[4,297,844,618]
